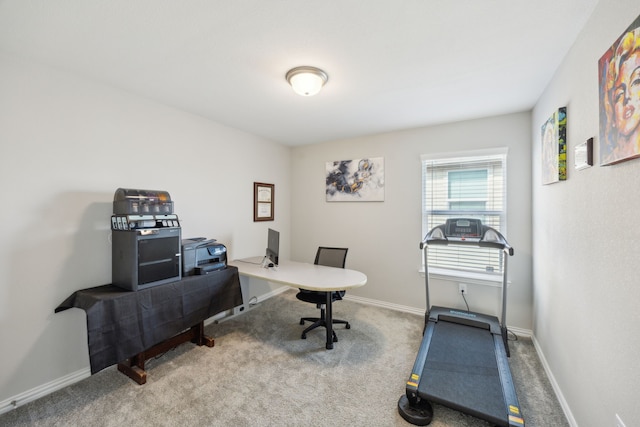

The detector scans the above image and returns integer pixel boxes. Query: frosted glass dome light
[286,66,328,96]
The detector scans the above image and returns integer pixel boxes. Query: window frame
[421,147,508,283]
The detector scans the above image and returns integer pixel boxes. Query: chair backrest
[314,247,348,269]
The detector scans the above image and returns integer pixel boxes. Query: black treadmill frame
[400,219,524,427]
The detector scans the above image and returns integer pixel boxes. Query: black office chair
[296,247,350,342]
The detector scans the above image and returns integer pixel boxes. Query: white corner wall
[532,1,640,425]
[0,53,290,404]
[290,112,533,331]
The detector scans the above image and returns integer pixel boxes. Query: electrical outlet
[615,413,626,427]
[458,283,468,294]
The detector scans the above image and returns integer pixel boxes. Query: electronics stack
[111,188,182,291]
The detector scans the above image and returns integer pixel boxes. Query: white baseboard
[344,293,425,316]
[347,294,576,424]
[251,285,289,303]
[508,325,533,338]
[1,287,293,415]
[344,294,534,337]
[2,289,554,422]
[531,335,577,427]
[209,286,289,324]
[0,367,91,415]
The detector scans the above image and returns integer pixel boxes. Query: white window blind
[421,149,507,276]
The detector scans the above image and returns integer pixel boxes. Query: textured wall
[532,0,640,425]
[0,53,291,403]
[290,112,533,329]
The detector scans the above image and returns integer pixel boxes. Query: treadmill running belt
[418,320,506,425]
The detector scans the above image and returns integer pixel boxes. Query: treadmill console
[444,218,482,238]
[422,218,513,255]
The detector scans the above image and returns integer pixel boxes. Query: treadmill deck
[418,319,505,425]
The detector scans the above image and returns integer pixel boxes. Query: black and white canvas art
[325,157,384,202]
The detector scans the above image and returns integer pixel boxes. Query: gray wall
[3,1,639,424]
[531,0,640,425]
[0,53,291,405]
[290,112,533,330]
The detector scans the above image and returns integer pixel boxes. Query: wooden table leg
[118,356,147,385]
[191,321,215,347]
[117,321,214,384]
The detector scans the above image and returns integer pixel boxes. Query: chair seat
[296,289,349,341]
[297,247,350,344]
[295,289,345,305]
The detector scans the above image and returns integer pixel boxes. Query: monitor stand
[261,256,277,268]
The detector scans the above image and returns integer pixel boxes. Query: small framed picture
[253,182,274,222]
[574,138,594,171]
[541,107,567,185]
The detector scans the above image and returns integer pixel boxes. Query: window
[421,148,507,277]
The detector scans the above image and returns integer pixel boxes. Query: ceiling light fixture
[285,66,328,96]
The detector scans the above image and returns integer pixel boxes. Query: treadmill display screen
[445,218,482,238]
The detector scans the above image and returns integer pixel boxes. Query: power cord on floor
[459,290,518,343]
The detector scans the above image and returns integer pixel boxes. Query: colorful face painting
[599,14,640,166]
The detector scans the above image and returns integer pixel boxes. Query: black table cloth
[56,266,242,374]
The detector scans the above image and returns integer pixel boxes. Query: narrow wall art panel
[325,157,385,202]
[598,14,640,166]
[541,107,567,185]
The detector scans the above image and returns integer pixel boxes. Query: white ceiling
[0,1,599,146]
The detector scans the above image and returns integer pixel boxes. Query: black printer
[182,238,227,275]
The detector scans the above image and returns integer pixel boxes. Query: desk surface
[229,257,367,291]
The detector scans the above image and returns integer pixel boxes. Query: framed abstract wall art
[325,157,384,202]
[598,14,640,166]
[541,107,567,185]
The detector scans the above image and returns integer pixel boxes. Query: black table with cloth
[56,266,243,378]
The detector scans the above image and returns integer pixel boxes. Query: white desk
[229,257,367,349]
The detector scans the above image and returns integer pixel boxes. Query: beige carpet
[0,290,567,426]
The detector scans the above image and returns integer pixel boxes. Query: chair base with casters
[297,290,350,341]
[297,246,350,347]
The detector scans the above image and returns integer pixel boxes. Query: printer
[182,238,227,276]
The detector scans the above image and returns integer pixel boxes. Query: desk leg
[325,292,334,350]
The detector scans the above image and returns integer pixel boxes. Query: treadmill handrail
[420,224,514,256]
[420,219,514,354]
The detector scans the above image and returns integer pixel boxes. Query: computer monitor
[266,228,279,266]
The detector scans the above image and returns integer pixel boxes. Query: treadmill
[398,218,524,426]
